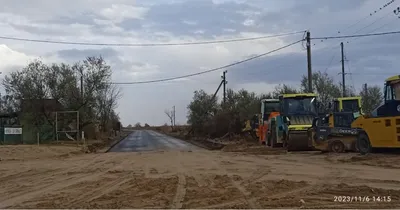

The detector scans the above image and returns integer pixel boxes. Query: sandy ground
[1,145,400,209]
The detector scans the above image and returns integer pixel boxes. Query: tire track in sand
[207,154,260,209]
[63,173,134,207]
[0,154,128,208]
[170,151,187,209]
[0,154,106,205]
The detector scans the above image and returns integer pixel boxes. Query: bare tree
[301,71,341,112]
[165,109,174,130]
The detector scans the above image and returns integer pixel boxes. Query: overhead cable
[337,0,396,34]
[0,31,305,47]
[111,39,303,84]
[311,30,400,40]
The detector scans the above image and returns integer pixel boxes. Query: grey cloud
[228,52,307,84]
[256,0,370,35]
[56,48,119,62]
[228,34,400,92]
[131,0,263,37]
[118,19,143,31]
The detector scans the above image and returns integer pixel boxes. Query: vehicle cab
[260,99,280,123]
[279,93,318,131]
[374,75,400,117]
[333,97,363,117]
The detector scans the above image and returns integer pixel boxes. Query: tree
[272,84,298,98]
[187,90,218,135]
[127,124,133,128]
[300,71,341,112]
[2,56,122,135]
[164,109,174,129]
[134,122,141,128]
[360,85,383,114]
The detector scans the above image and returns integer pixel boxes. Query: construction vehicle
[258,99,280,145]
[268,93,319,151]
[306,97,363,153]
[308,111,360,153]
[333,96,363,116]
[354,75,400,154]
[242,114,259,139]
[242,99,280,143]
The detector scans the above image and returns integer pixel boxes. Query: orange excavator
[258,99,280,145]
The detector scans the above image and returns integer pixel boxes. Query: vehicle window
[393,82,400,100]
[333,101,339,111]
[342,100,359,112]
[284,97,316,115]
[263,102,279,120]
[263,102,279,113]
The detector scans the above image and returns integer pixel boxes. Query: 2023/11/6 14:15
[334,196,391,202]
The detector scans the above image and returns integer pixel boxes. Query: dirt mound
[0,145,83,161]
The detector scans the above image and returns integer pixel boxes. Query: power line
[323,53,337,74]
[312,30,400,40]
[111,39,303,84]
[368,17,399,33]
[337,0,396,34]
[313,2,397,51]
[351,9,394,35]
[317,9,399,73]
[0,30,305,47]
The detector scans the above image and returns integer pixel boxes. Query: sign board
[4,127,22,135]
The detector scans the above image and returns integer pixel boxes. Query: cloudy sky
[0,0,399,126]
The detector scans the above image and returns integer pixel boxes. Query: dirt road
[1,136,400,208]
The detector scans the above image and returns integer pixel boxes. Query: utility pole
[341,42,346,97]
[80,75,84,102]
[172,105,176,127]
[364,83,368,95]
[222,70,227,104]
[306,31,313,93]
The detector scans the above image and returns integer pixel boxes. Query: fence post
[82,131,85,147]
[37,132,39,146]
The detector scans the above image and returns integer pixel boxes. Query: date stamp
[334,196,392,203]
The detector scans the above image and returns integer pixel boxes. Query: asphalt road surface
[108,130,200,152]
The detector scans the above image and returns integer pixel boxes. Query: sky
[0,0,399,126]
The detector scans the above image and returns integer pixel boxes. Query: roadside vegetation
[1,56,121,143]
[186,71,383,139]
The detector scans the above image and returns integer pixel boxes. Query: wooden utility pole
[306,31,313,93]
[364,83,368,95]
[341,42,346,97]
[222,70,227,104]
[80,75,84,101]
